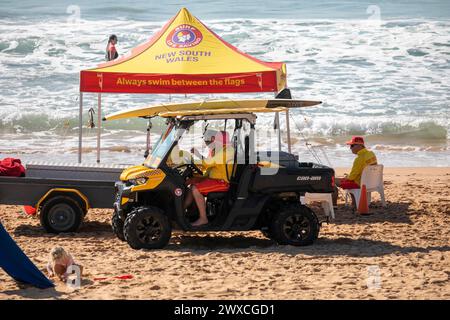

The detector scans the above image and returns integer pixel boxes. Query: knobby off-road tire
[40,195,84,233]
[270,204,319,246]
[112,210,125,241]
[124,206,172,249]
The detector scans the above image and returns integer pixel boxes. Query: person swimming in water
[105,34,118,61]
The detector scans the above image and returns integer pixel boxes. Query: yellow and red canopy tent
[80,7,286,94]
[78,8,288,162]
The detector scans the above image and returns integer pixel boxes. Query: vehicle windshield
[143,123,178,168]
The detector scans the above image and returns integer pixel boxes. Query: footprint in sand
[256,267,268,271]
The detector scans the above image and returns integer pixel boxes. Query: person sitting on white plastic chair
[344,164,386,209]
[332,136,377,208]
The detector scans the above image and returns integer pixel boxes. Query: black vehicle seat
[207,192,227,201]
[226,134,250,199]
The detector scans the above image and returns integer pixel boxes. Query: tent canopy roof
[103,99,321,121]
[80,8,286,94]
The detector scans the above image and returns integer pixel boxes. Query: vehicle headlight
[129,177,148,185]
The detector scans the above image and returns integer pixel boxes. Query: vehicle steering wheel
[175,161,203,178]
[186,163,203,175]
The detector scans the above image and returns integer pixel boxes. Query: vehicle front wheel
[112,210,125,241]
[124,206,171,249]
[270,204,319,246]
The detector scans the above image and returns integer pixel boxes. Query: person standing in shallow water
[105,34,118,61]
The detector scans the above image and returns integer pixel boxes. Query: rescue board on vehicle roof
[103,98,322,121]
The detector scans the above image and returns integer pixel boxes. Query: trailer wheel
[40,196,83,233]
[124,206,171,250]
[112,210,125,241]
[270,204,319,246]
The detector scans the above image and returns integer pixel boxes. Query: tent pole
[275,113,281,152]
[97,93,101,163]
[285,110,291,153]
[274,93,281,152]
[145,119,152,158]
[78,92,83,163]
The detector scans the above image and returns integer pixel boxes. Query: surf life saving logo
[166,24,203,48]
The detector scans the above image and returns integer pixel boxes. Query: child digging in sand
[46,247,83,282]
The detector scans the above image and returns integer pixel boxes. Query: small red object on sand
[94,274,133,281]
[114,275,133,280]
[23,206,37,216]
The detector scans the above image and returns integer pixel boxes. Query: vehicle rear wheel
[40,196,83,233]
[124,206,171,249]
[112,210,125,241]
[270,204,319,246]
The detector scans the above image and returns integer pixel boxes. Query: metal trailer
[0,162,128,233]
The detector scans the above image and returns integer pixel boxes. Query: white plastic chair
[301,193,335,219]
[344,164,386,208]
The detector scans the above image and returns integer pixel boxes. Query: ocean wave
[407,48,429,57]
[287,117,448,142]
[65,145,134,153]
[382,21,426,28]
[334,58,376,67]
[433,42,450,47]
[1,110,447,144]
[0,39,39,55]
[0,15,449,155]
[89,6,151,15]
[372,145,448,152]
[0,112,166,133]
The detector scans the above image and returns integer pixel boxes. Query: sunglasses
[350,144,356,148]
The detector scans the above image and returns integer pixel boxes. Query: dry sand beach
[0,167,449,300]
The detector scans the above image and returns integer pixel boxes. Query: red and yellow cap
[345,136,365,145]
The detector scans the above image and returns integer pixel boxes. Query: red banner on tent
[80,71,278,94]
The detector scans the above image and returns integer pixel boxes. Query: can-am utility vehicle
[104,98,335,249]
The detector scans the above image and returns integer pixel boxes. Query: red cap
[345,136,365,145]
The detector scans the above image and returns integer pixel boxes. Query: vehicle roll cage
[156,113,256,181]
